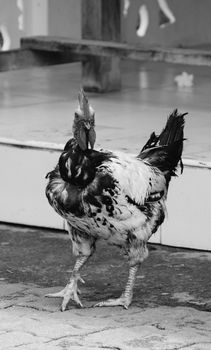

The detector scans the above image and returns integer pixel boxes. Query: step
[0,138,210,251]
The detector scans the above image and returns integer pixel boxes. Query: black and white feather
[46,109,186,266]
[45,97,186,311]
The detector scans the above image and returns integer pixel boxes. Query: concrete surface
[0,224,210,350]
[0,60,211,161]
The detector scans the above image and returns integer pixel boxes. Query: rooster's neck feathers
[58,138,114,187]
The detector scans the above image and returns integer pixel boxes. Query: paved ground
[0,224,210,349]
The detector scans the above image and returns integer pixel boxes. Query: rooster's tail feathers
[157,109,186,147]
[139,109,187,176]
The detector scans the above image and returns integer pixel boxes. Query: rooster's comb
[78,88,91,119]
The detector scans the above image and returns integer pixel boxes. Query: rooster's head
[72,89,96,151]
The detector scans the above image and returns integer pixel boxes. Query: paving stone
[0,331,48,349]
[0,224,210,349]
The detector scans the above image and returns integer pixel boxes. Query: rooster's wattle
[45,90,186,311]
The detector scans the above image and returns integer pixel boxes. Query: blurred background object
[0,0,211,51]
[0,0,20,50]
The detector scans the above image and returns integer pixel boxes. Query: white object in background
[17,0,24,30]
[136,5,149,37]
[139,71,149,89]
[123,0,130,17]
[174,72,194,88]
[0,25,11,51]
[157,0,176,27]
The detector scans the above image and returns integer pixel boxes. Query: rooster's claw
[94,293,132,309]
[45,275,84,311]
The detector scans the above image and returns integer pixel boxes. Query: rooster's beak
[88,127,96,149]
[78,124,96,151]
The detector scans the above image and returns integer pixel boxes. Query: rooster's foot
[94,293,132,309]
[45,274,85,311]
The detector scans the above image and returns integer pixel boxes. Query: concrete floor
[0,60,211,161]
[0,224,211,349]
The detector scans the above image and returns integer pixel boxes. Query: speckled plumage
[45,107,186,309]
[46,148,166,252]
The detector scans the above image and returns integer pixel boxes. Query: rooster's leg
[46,225,96,311]
[45,255,88,311]
[95,265,139,309]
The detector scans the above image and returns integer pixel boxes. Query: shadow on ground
[0,223,210,312]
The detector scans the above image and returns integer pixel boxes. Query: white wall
[48,0,81,38]
[161,165,211,250]
[0,143,210,251]
[0,145,63,229]
[23,0,48,36]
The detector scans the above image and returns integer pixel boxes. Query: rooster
[45,89,186,311]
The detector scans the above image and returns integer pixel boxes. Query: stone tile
[0,331,48,349]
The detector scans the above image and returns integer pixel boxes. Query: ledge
[0,137,211,169]
[21,36,211,66]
